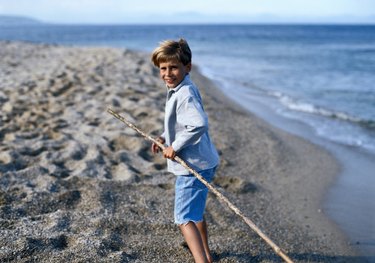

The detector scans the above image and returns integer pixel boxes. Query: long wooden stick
[107,108,294,263]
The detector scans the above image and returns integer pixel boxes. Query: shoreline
[0,41,364,262]
[195,64,375,261]
[191,67,361,258]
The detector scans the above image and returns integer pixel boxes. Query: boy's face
[159,60,191,89]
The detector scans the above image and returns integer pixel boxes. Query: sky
[0,0,375,24]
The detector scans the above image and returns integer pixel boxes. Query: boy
[151,39,219,263]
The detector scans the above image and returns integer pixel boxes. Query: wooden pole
[107,108,294,263]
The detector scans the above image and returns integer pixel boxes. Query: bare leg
[197,220,213,263]
[179,222,207,263]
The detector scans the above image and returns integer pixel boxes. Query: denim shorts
[174,167,216,225]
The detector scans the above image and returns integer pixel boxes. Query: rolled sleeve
[160,131,166,140]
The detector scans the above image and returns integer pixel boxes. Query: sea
[1,24,374,260]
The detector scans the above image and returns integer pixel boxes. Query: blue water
[1,24,374,153]
[1,24,375,259]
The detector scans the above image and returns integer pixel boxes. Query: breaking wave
[269,91,375,131]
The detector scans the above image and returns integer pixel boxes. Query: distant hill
[0,15,43,25]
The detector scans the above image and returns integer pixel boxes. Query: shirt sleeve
[171,96,208,152]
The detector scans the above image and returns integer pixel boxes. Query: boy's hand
[163,146,176,159]
[151,137,165,154]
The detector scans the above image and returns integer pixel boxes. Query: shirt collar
[166,74,191,97]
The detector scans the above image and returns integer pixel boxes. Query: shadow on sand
[215,251,373,262]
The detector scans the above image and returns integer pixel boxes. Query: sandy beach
[0,41,364,262]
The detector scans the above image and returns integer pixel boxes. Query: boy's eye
[160,66,177,71]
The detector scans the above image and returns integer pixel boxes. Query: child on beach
[150,38,220,263]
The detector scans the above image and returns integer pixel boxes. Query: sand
[0,41,364,262]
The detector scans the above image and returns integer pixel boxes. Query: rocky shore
[0,41,362,262]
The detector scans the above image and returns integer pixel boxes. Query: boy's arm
[151,135,165,154]
[171,96,208,152]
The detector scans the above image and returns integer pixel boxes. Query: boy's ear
[186,63,192,72]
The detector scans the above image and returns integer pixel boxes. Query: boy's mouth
[165,78,175,84]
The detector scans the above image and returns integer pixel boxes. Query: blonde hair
[151,38,192,67]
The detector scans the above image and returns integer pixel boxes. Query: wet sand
[0,41,363,262]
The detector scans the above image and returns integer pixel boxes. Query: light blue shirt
[161,74,219,175]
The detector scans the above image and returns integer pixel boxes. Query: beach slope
[0,42,361,262]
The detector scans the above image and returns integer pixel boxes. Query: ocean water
[1,24,374,154]
[1,24,375,258]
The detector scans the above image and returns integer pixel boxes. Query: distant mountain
[114,12,375,25]
[0,15,43,25]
